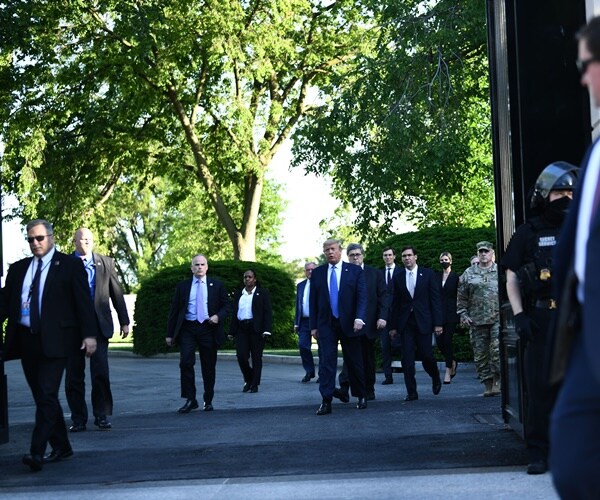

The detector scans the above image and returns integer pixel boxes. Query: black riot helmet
[530,161,579,208]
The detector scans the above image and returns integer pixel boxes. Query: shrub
[133,260,296,356]
[364,225,497,275]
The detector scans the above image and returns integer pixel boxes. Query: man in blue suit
[389,246,442,401]
[549,17,600,498]
[309,238,367,415]
[294,262,317,382]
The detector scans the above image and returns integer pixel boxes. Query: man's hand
[514,312,534,342]
[376,319,387,330]
[389,329,397,338]
[120,324,130,339]
[208,314,219,324]
[353,320,364,332]
[434,326,443,336]
[82,337,97,358]
[166,337,174,347]
[460,315,472,327]
[311,329,319,340]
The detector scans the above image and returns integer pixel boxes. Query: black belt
[239,319,253,324]
[184,319,210,325]
[534,299,557,310]
[18,324,34,334]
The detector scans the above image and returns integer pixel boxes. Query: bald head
[73,227,94,256]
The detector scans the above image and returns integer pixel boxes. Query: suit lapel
[42,252,62,302]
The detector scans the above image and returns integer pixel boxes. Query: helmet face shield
[531,161,579,208]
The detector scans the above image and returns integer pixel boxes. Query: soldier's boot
[482,379,494,397]
[491,375,501,396]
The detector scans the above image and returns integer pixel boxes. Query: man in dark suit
[380,246,401,384]
[309,238,367,415]
[549,17,600,498]
[0,219,98,472]
[229,269,273,392]
[65,228,130,432]
[166,254,231,413]
[389,245,442,401]
[335,243,389,401]
[294,262,317,382]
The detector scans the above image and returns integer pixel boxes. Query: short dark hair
[577,17,600,60]
[401,245,417,256]
[382,246,396,255]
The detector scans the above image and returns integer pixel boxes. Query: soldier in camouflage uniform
[457,241,500,396]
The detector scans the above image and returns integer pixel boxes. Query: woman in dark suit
[229,269,273,393]
[436,252,460,384]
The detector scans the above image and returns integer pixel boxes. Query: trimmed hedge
[133,260,296,356]
[364,225,497,276]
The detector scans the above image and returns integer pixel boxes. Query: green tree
[1,0,374,260]
[292,0,493,241]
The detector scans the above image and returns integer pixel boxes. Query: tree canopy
[292,0,494,242]
[1,0,374,261]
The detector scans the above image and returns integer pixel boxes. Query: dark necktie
[387,268,392,289]
[30,258,42,334]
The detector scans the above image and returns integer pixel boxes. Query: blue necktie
[329,265,339,318]
[196,279,207,322]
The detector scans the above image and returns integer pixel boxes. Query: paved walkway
[0,352,558,499]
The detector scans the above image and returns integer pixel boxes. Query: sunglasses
[27,234,53,243]
[576,57,600,75]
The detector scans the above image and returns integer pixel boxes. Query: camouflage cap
[476,241,494,251]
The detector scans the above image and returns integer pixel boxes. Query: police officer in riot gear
[501,161,579,475]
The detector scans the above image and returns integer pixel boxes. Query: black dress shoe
[250,385,258,393]
[404,394,419,401]
[333,388,350,403]
[381,377,393,385]
[178,399,199,413]
[527,460,548,475]
[22,454,43,472]
[69,423,86,433]
[94,416,112,429]
[242,383,251,392]
[432,376,442,395]
[203,403,214,411]
[316,401,332,415]
[43,448,74,463]
[301,373,315,383]
[356,398,367,409]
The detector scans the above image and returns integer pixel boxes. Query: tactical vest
[517,217,559,304]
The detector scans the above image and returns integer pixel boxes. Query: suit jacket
[309,261,367,338]
[230,285,273,335]
[553,139,600,382]
[362,264,390,339]
[0,251,98,361]
[391,266,443,335]
[88,253,129,339]
[437,270,459,324]
[294,279,309,327]
[166,277,231,347]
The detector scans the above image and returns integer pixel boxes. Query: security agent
[501,161,578,475]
